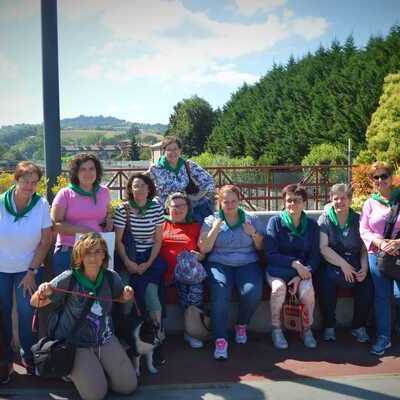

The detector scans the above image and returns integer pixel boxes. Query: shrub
[301,143,347,166]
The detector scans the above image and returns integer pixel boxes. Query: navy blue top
[265,215,320,282]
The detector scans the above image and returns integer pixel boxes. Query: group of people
[0,136,399,400]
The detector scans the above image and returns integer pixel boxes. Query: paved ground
[1,329,399,399]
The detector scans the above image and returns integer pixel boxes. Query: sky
[0,0,399,127]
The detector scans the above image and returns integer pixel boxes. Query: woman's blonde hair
[71,232,109,270]
[217,185,241,207]
[368,161,393,178]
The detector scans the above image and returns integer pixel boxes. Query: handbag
[114,202,136,272]
[31,276,95,379]
[377,201,400,280]
[174,250,207,284]
[282,294,310,332]
[184,161,200,195]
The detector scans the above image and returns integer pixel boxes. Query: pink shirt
[53,186,110,247]
[360,197,400,253]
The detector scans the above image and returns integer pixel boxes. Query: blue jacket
[265,215,320,282]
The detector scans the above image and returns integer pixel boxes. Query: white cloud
[78,64,103,79]
[233,0,286,16]
[71,0,328,86]
[0,53,19,79]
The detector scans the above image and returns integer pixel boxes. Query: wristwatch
[28,267,38,275]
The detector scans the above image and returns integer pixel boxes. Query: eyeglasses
[372,173,390,181]
[170,203,187,209]
[286,198,303,204]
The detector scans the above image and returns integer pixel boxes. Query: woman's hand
[121,285,134,302]
[190,250,203,260]
[103,219,114,232]
[125,260,140,274]
[137,260,152,275]
[37,282,53,299]
[243,221,257,237]
[355,268,368,282]
[340,263,356,283]
[287,276,301,295]
[211,217,224,231]
[18,271,37,297]
[381,239,400,256]
[291,260,311,280]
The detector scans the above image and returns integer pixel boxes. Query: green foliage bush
[301,143,347,166]
[191,152,255,167]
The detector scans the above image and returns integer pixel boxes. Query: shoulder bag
[377,201,400,280]
[114,202,136,272]
[31,275,95,379]
[184,161,200,195]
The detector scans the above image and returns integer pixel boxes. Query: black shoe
[153,344,166,368]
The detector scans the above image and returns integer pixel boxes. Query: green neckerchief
[158,155,185,176]
[128,199,154,215]
[72,268,104,296]
[219,207,246,230]
[280,210,308,237]
[0,185,41,222]
[164,211,193,224]
[371,187,400,207]
[68,183,100,204]
[327,206,355,233]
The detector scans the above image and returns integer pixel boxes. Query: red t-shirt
[160,220,201,283]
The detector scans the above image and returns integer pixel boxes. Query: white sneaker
[323,328,336,341]
[235,325,247,344]
[214,338,228,360]
[271,328,288,349]
[302,329,317,349]
[351,327,370,343]
[184,333,204,349]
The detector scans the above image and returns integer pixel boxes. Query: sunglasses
[372,173,390,181]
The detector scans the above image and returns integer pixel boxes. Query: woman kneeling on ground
[265,184,320,350]
[318,183,373,343]
[31,233,137,400]
[160,192,207,349]
[198,185,264,360]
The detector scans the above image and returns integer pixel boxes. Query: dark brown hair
[282,184,308,202]
[165,191,192,211]
[124,173,156,201]
[161,136,182,151]
[14,161,43,181]
[68,153,103,185]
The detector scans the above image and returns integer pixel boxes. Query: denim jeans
[369,253,400,338]
[317,265,374,329]
[205,261,263,340]
[0,269,43,363]
[52,246,72,277]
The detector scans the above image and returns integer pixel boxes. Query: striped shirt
[113,201,164,252]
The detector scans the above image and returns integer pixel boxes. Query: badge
[90,301,103,316]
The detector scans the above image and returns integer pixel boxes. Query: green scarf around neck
[129,199,154,215]
[280,210,308,237]
[72,268,104,296]
[371,187,400,207]
[158,155,185,176]
[0,185,41,222]
[69,183,100,204]
[327,205,355,233]
[219,207,246,230]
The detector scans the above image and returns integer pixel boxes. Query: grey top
[48,269,124,348]
[318,211,363,270]
[201,212,264,267]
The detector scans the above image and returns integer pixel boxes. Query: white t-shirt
[0,196,52,273]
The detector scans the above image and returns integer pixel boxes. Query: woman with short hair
[318,183,373,343]
[198,185,264,360]
[0,161,52,379]
[265,184,320,350]
[360,161,400,355]
[148,136,215,223]
[51,153,113,276]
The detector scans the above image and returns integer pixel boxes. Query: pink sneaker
[235,324,247,344]
[214,338,228,360]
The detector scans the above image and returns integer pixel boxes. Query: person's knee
[114,377,137,395]
[75,380,107,400]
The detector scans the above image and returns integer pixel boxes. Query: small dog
[114,304,163,376]
[131,319,162,376]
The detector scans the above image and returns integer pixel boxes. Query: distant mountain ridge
[60,114,167,132]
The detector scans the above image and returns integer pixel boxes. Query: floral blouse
[148,159,215,207]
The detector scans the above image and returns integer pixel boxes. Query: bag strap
[383,201,400,239]
[123,202,132,232]
[104,269,115,299]
[184,160,193,180]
